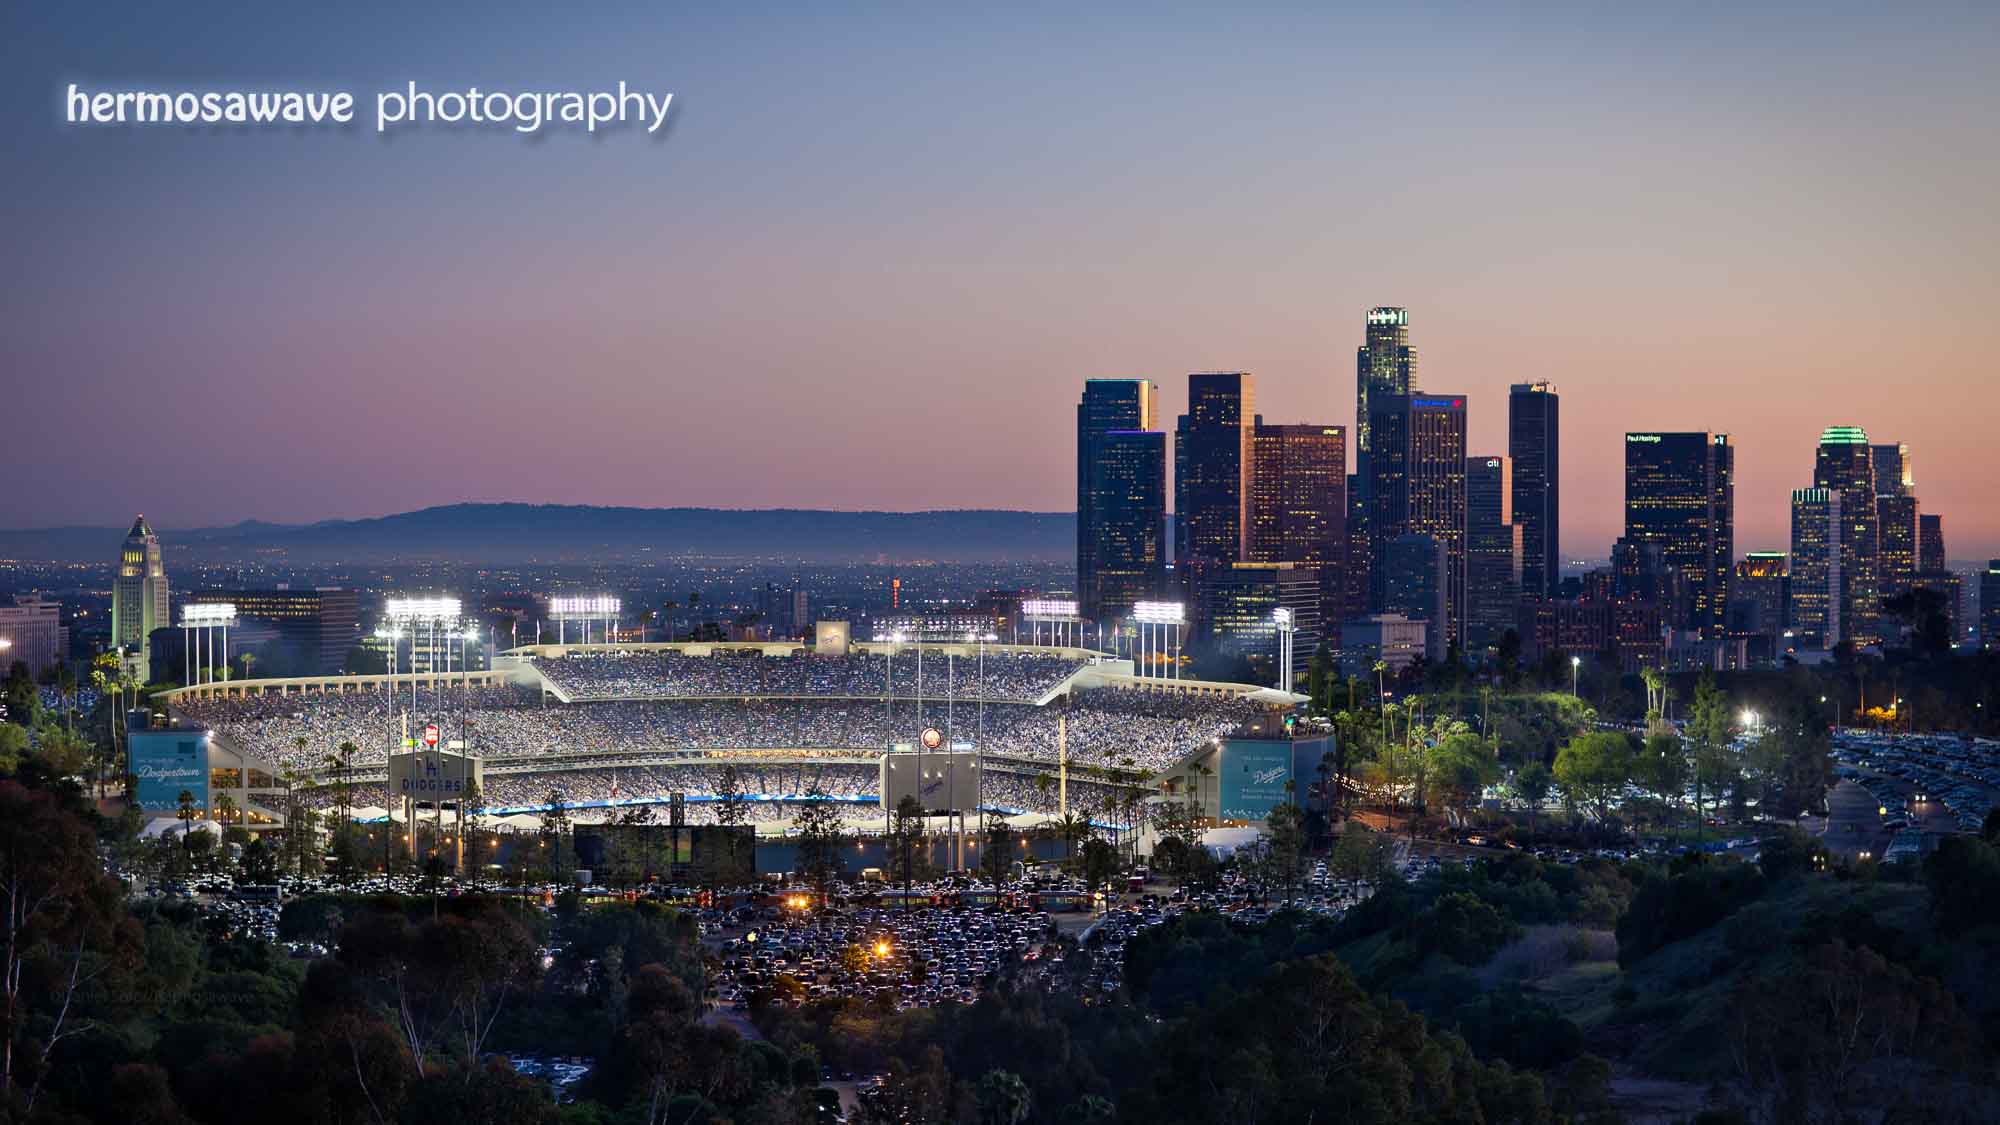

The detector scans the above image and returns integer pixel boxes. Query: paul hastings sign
[388,749,483,804]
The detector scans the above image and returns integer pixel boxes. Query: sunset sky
[6,2,1997,559]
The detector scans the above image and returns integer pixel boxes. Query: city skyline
[7,2,2000,558]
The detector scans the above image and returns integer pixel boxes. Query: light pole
[976,632,994,840]
[1571,655,1581,698]
[1273,607,1295,692]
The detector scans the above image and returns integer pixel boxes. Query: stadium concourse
[159,641,1301,833]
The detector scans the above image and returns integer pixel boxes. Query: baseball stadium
[141,631,1311,844]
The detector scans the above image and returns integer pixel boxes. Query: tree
[1425,732,1499,814]
[1553,732,1634,823]
[1261,801,1308,905]
[1747,693,1834,819]
[541,790,572,883]
[3,662,38,731]
[1512,761,1552,842]
[334,897,539,1077]
[241,835,280,882]
[0,726,25,775]
[29,726,91,780]
[1727,940,1978,1124]
[981,824,1016,886]
[1149,796,1206,885]
[1685,674,1736,840]
[793,783,847,895]
[975,1069,1032,1125]
[711,763,749,888]
[1052,809,1090,871]
[460,777,486,874]
[1080,838,1118,890]
[888,795,925,893]
[1496,629,1524,689]
[1330,823,1395,885]
[0,781,144,1108]
[1634,731,1689,827]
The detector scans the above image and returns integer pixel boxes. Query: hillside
[0,503,1077,563]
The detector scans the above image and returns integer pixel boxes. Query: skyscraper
[1368,394,1468,647]
[1465,455,1522,651]
[1877,494,1920,603]
[1983,562,2000,648]
[112,515,169,669]
[0,598,67,678]
[1174,372,1255,570]
[1508,382,1560,600]
[1789,487,1843,648]
[184,588,361,675]
[1919,514,1947,575]
[1077,379,1166,621]
[1730,552,1789,648]
[1381,533,1447,663]
[1192,562,1322,684]
[1249,423,1346,631]
[1343,473,1369,621]
[1814,427,1880,645]
[1871,440,1918,607]
[1354,307,1414,479]
[1622,433,1733,634]
[1871,442,1913,498]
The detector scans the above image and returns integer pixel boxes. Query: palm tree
[57,663,77,735]
[1053,810,1089,869]
[88,668,110,797]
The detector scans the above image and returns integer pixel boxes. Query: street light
[1570,655,1581,698]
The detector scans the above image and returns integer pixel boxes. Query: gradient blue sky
[5,1,1997,558]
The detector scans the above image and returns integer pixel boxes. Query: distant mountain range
[0,504,1077,564]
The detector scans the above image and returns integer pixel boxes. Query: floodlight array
[180,603,238,627]
[384,597,462,622]
[549,595,620,617]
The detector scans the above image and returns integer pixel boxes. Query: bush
[1616,859,1766,967]
[1407,891,1517,966]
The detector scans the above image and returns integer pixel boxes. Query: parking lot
[1832,731,2000,852]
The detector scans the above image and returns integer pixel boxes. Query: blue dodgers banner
[1218,738,1295,822]
[130,729,210,813]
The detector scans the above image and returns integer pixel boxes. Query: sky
[4,1,1998,560]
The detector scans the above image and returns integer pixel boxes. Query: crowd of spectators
[304,758,1139,829]
[175,685,1265,796]
[527,651,1086,703]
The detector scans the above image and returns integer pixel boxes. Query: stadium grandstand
[153,637,1302,834]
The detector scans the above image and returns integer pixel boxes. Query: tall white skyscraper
[112,515,170,676]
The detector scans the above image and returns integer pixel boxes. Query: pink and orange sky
[6,2,1998,559]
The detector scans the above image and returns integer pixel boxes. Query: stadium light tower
[385,597,462,715]
[179,603,236,687]
[549,595,620,645]
[1021,599,1081,648]
[1274,607,1295,692]
[1132,601,1185,681]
